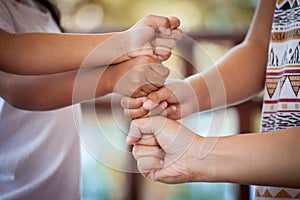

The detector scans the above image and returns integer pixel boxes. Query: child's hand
[110,56,169,98]
[125,15,182,62]
[121,80,198,120]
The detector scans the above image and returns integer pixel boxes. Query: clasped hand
[116,16,203,183]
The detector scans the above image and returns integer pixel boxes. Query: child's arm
[0,56,168,110]
[186,0,276,111]
[121,0,276,119]
[0,15,181,75]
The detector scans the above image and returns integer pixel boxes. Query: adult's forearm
[0,30,129,75]
[196,127,300,188]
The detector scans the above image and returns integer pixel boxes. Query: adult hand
[111,56,169,97]
[125,15,183,61]
[126,116,204,184]
[121,79,198,119]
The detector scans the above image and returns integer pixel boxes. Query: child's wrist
[114,31,132,63]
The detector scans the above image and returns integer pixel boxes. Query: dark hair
[36,0,64,32]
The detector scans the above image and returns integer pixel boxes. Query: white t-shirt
[0,1,81,200]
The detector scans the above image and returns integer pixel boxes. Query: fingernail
[143,100,154,110]
[160,101,168,109]
[126,136,133,144]
[171,105,177,111]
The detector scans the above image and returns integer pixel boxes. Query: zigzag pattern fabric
[255,0,300,199]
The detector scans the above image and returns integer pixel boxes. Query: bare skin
[119,0,298,189]
[127,116,300,188]
[0,56,169,110]
[0,11,182,75]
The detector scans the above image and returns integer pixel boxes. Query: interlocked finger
[121,96,145,109]
[152,38,177,50]
[124,107,148,119]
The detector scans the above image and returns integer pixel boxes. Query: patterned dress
[255,0,300,199]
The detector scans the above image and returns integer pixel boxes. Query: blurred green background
[53,0,257,32]
[52,0,259,199]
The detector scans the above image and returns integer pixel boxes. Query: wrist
[183,79,200,114]
[185,74,211,113]
[187,136,219,183]
[99,66,115,95]
[185,135,212,182]
[113,31,131,64]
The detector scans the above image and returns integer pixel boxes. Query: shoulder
[0,0,16,33]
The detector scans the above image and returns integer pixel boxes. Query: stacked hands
[3,1,300,192]
[113,15,204,184]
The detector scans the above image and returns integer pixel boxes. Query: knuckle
[120,98,128,108]
[162,17,170,25]
[132,90,145,98]
[137,159,147,171]
[162,66,170,78]
[123,109,132,118]
[175,29,183,40]
[158,16,170,27]
[155,46,170,52]
[132,147,140,160]
[150,62,164,71]
[152,38,160,46]
[174,17,180,25]
[132,146,139,155]
[148,92,159,103]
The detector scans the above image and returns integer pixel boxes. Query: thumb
[144,15,172,35]
[168,16,181,30]
[126,116,167,144]
[143,87,172,110]
[126,119,142,145]
[126,117,158,144]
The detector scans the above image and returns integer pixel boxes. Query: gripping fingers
[123,101,168,119]
[152,15,180,35]
[152,38,174,61]
[136,134,158,146]
[121,96,146,109]
[168,16,181,29]
[164,105,178,119]
[131,90,148,98]
[145,66,169,87]
[153,47,171,61]
[140,83,159,94]
[152,38,176,50]
[158,29,183,40]
[124,107,148,119]
[133,145,163,160]
[144,15,171,35]
[150,63,170,78]
[137,157,163,176]
[143,87,172,110]
[144,101,168,117]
